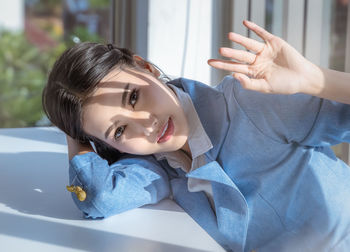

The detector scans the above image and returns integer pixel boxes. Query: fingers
[233,73,271,93]
[208,59,250,75]
[219,47,256,64]
[228,32,265,53]
[243,20,274,43]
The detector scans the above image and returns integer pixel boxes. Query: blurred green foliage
[0,30,66,128]
[26,0,61,16]
[0,25,105,128]
[27,0,110,15]
[89,0,110,9]
[1,0,109,128]
[66,26,105,47]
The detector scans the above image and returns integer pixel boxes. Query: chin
[157,144,178,153]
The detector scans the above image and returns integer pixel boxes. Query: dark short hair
[42,42,135,164]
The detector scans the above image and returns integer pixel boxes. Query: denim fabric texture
[69,154,170,218]
[69,76,350,252]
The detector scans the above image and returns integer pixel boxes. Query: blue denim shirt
[68,76,350,251]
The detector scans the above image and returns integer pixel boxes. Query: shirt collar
[160,84,213,159]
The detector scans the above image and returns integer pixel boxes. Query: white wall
[147,0,212,84]
[0,0,24,31]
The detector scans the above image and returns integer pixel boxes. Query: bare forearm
[318,67,350,104]
[304,64,350,104]
[66,135,94,160]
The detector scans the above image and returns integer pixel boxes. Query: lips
[157,117,174,143]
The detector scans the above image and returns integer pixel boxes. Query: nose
[133,112,158,137]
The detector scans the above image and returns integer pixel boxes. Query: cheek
[83,107,111,134]
[143,85,172,111]
[142,87,157,108]
[118,137,155,155]
[83,119,102,139]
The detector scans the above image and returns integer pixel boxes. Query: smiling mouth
[157,117,174,143]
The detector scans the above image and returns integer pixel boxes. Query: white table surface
[0,127,225,252]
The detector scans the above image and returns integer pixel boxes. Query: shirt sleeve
[68,152,171,219]
[218,76,350,147]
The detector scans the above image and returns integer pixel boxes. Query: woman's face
[82,67,189,155]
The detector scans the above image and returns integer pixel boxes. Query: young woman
[42,21,350,251]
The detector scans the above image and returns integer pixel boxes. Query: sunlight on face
[82,67,189,155]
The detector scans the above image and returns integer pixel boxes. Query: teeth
[160,122,169,139]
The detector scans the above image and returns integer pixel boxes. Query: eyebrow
[104,83,130,140]
[121,83,130,108]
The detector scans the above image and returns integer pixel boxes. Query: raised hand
[208,20,321,96]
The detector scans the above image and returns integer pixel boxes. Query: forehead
[81,68,153,136]
[98,68,142,90]
[82,86,123,139]
[88,68,150,101]
[81,69,126,133]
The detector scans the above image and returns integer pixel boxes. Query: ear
[133,55,161,77]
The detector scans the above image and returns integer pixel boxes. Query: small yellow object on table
[66,185,86,202]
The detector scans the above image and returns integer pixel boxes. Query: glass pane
[328,0,348,159]
[265,0,284,38]
[0,0,111,128]
[328,0,348,71]
[265,0,273,33]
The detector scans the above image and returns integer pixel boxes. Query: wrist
[299,62,324,96]
[66,135,94,160]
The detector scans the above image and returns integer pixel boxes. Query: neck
[181,141,192,158]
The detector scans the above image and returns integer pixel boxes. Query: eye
[114,125,126,140]
[113,89,138,141]
[129,88,139,108]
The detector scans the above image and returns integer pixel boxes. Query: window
[0,0,111,128]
